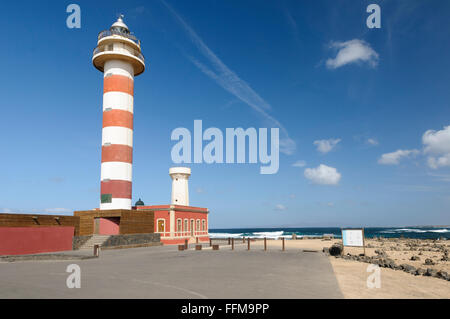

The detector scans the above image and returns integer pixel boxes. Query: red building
[135,204,209,245]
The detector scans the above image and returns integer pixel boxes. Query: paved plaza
[0,244,343,299]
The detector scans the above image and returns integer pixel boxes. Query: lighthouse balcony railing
[98,29,141,46]
[93,46,145,63]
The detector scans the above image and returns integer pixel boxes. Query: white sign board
[342,229,364,247]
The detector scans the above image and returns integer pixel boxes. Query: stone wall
[73,235,92,250]
[102,233,160,247]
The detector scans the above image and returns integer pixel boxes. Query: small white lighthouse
[169,167,191,206]
[93,16,146,210]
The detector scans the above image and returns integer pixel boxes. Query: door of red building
[158,220,165,233]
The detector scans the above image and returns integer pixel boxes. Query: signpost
[341,228,366,255]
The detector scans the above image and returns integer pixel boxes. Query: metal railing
[157,230,209,238]
[98,29,141,46]
[93,46,144,63]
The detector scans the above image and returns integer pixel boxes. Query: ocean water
[209,227,450,240]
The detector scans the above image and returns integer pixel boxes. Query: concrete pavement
[0,244,343,298]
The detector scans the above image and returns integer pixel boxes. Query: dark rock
[437,271,449,280]
[400,264,416,273]
[425,268,438,277]
[416,268,426,276]
[329,244,343,256]
[424,258,435,265]
[386,258,396,269]
[374,249,387,256]
[410,256,420,261]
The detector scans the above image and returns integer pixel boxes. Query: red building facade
[135,205,209,245]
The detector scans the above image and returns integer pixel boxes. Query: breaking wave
[208,227,450,240]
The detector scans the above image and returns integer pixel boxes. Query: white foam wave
[208,231,285,239]
[380,228,449,234]
[251,231,284,239]
[208,232,243,239]
[428,229,450,233]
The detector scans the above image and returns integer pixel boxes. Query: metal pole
[93,244,100,257]
[282,238,285,251]
[228,237,231,245]
[231,238,234,250]
[264,237,267,251]
[247,237,250,250]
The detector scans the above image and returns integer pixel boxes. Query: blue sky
[0,0,449,227]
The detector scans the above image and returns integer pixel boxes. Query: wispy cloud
[43,208,72,214]
[161,0,296,155]
[428,173,450,183]
[367,138,379,146]
[314,138,341,154]
[195,187,205,194]
[326,39,379,69]
[378,149,419,165]
[292,160,306,167]
[274,204,287,211]
[0,207,72,215]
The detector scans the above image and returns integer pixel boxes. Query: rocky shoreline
[324,238,450,282]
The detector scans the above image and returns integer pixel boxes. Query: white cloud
[428,173,450,182]
[274,204,287,211]
[378,149,419,165]
[43,208,72,214]
[292,160,306,167]
[0,207,72,215]
[422,125,450,169]
[367,138,379,146]
[427,154,450,169]
[314,138,341,154]
[0,208,18,214]
[162,0,296,155]
[304,164,341,185]
[195,188,205,194]
[326,39,379,69]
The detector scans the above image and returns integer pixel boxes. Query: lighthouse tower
[169,167,191,206]
[93,16,145,210]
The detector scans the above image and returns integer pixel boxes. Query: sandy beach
[250,238,450,298]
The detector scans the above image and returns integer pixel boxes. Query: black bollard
[93,244,100,257]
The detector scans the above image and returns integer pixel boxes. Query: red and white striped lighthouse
[93,16,146,210]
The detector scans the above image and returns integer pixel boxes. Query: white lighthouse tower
[169,167,191,206]
[93,16,146,210]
